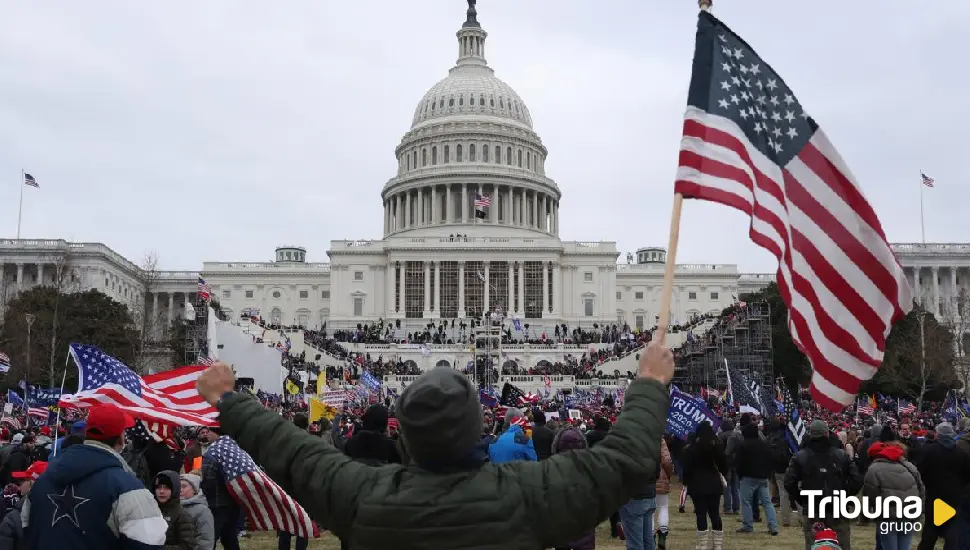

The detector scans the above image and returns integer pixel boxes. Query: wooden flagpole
[657,0,711,345]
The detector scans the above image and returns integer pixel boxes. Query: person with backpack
[785,420,862,550]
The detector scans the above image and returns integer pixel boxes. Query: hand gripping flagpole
[657,0,712,346]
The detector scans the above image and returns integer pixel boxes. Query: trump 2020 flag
[667,388,720,439]
[675,12,911,410]
[204,436,316,538]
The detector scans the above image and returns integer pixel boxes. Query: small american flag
[898,399,916,415]
[198,277,212,302]
[198,355,215,367]
[921,172,935,188]
[60,344,218,426]
[205,436,315,538]
[23,173,38,188]
[857,397,874,416]
[675,12,911,410]
[0,352,9,373]
[27,407,50,423]
[474,193,491,208]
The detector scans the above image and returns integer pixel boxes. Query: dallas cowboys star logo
[48,485,90,528]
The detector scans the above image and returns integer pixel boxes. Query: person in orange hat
[0,461,46,547]
[21,405,168,549]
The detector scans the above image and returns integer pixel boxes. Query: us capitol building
[1,4,968,355]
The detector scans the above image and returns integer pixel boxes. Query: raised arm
[517,342,672,548]
[199,365,379,535]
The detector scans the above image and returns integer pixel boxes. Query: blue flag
[6,390,24,408]
[667,388,720,439]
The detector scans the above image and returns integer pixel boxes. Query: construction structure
[472,314,504,390]
[673,301,773,394]
[182,299,210,366]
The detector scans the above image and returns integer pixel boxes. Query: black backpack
[122,446,152,489]
[798,448,844,495]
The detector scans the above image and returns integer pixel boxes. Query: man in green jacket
[196,341,673,550]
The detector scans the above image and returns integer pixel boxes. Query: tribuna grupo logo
[802,491,923,534]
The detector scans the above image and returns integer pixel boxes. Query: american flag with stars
[205,435,316,538]
[197,277,212,302]
[675,12,911,410]
[127,419,180,452]
[921,173,935,188]
[60,344,218,426]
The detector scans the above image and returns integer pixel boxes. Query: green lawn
[233,482,925,549]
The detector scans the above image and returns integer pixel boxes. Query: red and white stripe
[675,107,912,410]
[61,364,218,427]
[229,473,317,538]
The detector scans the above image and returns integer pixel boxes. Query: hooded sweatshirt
[23,440,168,549]
[548,428,594,550]
[344,405,401,465]
[153,470,195,550]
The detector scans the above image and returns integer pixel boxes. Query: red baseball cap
[12,461,47,481]
[85,405,135,440]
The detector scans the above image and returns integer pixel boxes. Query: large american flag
[474,193,491,208]
[60,344,218,426]
[675,12,911,410]
[205,436,315,538]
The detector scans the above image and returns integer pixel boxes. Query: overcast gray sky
[1,1,965,272]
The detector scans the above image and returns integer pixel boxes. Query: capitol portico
[1,4,969,367]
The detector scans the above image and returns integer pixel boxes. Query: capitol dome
[381,2,561,240]
[410,65,534,129]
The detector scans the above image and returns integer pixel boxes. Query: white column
[399,262,407,316]
[506,186,513,224]
[461,184,468,223]
[483,262,490,311]
[152,293,159,339]
[552,262,561,316]
[458,261,466,317]
[533,192,539,228]
[15,264,23,288]
[912,268,921,306]
[541,195,547,232]
[490,186,498,223]
[932,266,940,315]
[434,261,441,316]
[517,262,525,314]
[431,185,438,224]
[386,263,396,313]
[446,185,452,223]
[167,293,174,329]
[542,261,549,315]
[417,188,424,225]
[423,261,431,314]
[507,262,514,312]
[950,267,958,313]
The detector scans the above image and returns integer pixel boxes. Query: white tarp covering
[215,321,285,394]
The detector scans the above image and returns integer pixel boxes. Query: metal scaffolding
[673,301,773,393]
[183,299,210,366]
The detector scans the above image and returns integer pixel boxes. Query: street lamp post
[25,313,35,385]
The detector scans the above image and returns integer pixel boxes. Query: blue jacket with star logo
[22,440,168,550]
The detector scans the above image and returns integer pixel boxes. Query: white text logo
[801,491,923,534]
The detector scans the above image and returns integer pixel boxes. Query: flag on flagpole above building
[674,11,912,410]
[474,193,491,219]
[23,173,38,188]
[921,172,935,187]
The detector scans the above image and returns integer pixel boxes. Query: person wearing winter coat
[765,419,794,527]
[716,419,740,515]
[735,423,779,536]
[682,421,728,550]
[23,405,168,550]
[862,441,924,550]
[178,473,215,550]
[915,422,970,550]
[654,438,674,550]
[0,462,46,550]
[531,411,556,460]
[550,427,595,550]
[343,405,401,465]
[153,470,196,550]
[488,416,538,464]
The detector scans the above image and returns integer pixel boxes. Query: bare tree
[45,244,79,384]
[128,252,165,373]
[878,307,957,410]
[945,288,970,394]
